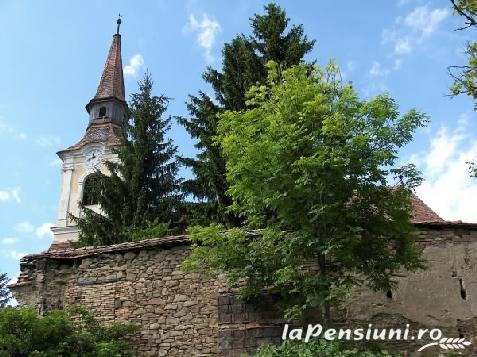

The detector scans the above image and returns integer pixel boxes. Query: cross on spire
[116,14,122,35]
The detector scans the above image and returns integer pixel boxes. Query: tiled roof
[410,194,444,223]
[59,122,122,154]
[22,235,190,262]
[22,220,477,263]
[94,34,125,101]
[18,194,463,263]
[414,221,477,229]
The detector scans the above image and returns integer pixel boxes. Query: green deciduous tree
[449,0,477,106]
[184,62,427,321]
[178,3,315,225]
[448,0,477,175]
[74,73,183,247]
[0,305,136,356]
[0,274,10,308]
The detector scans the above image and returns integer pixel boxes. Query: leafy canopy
[448,0,477,175]
[178,3,314,225]
[185,62,428,318]
[74,73,183,246]
[449,0,477,106]
[0,305,136,357]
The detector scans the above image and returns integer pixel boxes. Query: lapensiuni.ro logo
[282,324,472,352]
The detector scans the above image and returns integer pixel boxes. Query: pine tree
[74,73,183,246]
[178,3,315,225]
[0,273,11,307]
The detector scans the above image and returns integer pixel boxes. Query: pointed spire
[94,21,125,102]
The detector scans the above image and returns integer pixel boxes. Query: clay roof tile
[94,34,125,101]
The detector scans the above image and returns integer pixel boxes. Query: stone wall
[10,223,477,356]
[12,237,223,356]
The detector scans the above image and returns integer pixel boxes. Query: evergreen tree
[0,273,10,307]
[74,73,183,246]
[178,3,315,225]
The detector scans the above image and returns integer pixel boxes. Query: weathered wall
[13,239,224,356]
[11,224,477,356]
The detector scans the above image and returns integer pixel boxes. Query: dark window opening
[459,278,467,300]
[82,174,100,206]
[386,290,393,299]
[99,106,107,117]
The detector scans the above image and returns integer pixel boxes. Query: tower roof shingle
[94,34,125,102]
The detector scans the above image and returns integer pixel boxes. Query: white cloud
[9,250,28,260]
[184,13,221,63]
[0,118,27,141]
[383,5,449,55]
[8,272,19,286]
[0,187,21,203]
[346,61,356,72]
[13,221,53,239]
[1,237,17,245]
[49,158,62,167]
[14,221,34,233]
[413,115,477,222]
[35,223,53,239]
[404,6,449,38]
[394,38,412,54]
[35,135,60,147]
[369,61,386,78]
[368,59,402,78]
[124,54,144,77]
[392,59,402,71]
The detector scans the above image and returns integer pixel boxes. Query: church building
[9,19,477,357]
[51,17,126,246]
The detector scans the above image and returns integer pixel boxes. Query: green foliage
[0,305,137,356]
[178,3,315,225]
[449,0,477,175]
[449,42,477,105]
[73,73,183,247]
[469,161,477,177]
[251,339,396,357]
[185,62,428,319]
[449,0,477,107]
[0,274,10,308]
[121,220,171,242]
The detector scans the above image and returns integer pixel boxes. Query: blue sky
[1,0,476,283]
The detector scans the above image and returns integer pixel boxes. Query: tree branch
[451,0,477,30]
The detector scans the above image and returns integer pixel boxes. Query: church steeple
[85,18,127,127]
[51,18,128,247]
[93,33,125,102]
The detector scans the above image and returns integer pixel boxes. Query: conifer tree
[74,73,182,246]
[0,273,11,307]
[178,3,315,225]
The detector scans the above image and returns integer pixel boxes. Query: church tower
[50,18,127,246]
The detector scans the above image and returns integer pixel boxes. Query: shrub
[252,339,396,357]
[0,305,137,356]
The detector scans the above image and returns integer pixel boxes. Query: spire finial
[116,14,122,35]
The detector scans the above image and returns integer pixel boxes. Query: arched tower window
[98,106,107,117]
[82,174,101,206]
